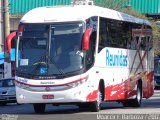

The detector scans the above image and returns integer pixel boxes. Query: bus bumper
[16,85,95,104]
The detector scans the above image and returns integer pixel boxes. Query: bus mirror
[6,32,17,54]
[82,28,92,51]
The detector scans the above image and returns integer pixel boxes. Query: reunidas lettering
[106,49,127,67]
[40,81,55,85]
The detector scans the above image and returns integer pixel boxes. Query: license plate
[42,95,54,99]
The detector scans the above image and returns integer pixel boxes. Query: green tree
[94,0,129,11]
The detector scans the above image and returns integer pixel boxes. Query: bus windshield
[16,22,84,78]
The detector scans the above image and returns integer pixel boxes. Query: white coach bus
[14,2,154,113]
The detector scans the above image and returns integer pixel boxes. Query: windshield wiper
[50,57,66,78]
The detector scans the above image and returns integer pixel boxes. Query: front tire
[90,87,102,112]
[33,103,46,113]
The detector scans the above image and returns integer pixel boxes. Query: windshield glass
[16,22,84,78]
[155,58,160,74]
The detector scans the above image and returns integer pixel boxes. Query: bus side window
[140,37,145,50]
[129,37,137,50]
[98,18,109,52]
[147,36,152,51]
[136,36,140,49]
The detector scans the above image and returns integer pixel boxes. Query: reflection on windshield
[17,22,84,78]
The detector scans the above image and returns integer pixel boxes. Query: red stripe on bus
[15,76,88,87]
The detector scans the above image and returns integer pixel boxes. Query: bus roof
[20,5,151,26]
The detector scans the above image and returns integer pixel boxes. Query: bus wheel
[90,88,102,112]
[132,83,142,107]
[33,103,46,113]
[123,83,142,107]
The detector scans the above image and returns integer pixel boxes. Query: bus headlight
[15,81,30,89]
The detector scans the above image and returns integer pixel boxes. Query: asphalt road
[0,88,160,120]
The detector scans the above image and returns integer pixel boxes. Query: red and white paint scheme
[15,2,154,113]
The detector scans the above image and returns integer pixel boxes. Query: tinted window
[98,17,152,52]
